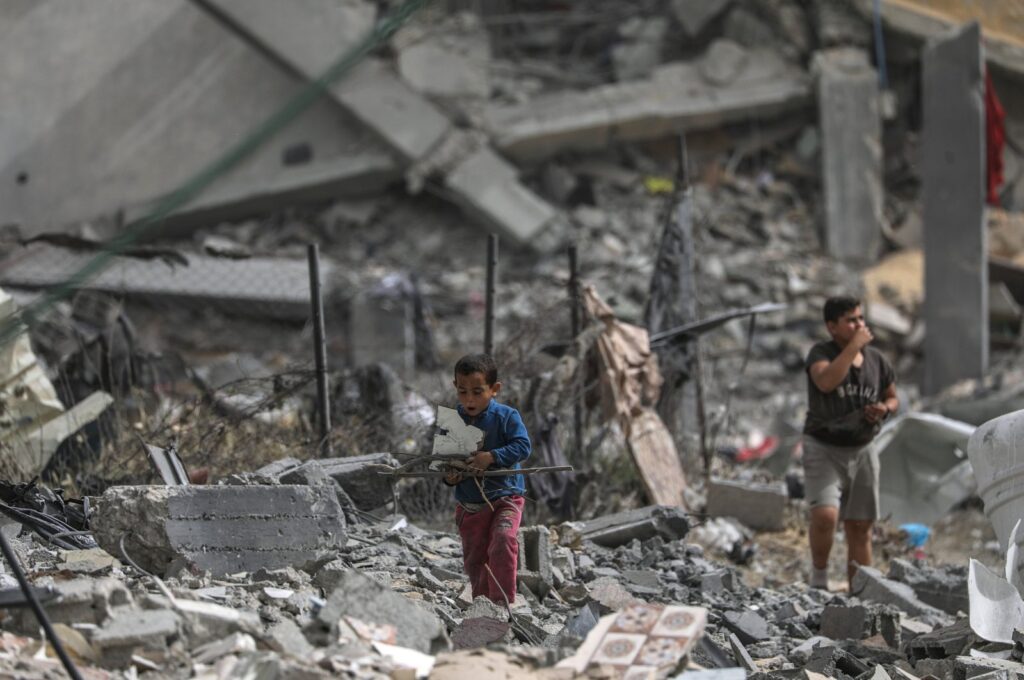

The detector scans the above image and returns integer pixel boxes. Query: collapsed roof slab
[0,0,398,238]
[0,244,332,322]
[483,51,811,163]
[197,0,561,249]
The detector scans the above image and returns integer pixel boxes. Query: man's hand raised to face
[850,326,874,351]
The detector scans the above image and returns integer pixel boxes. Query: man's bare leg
[809,505,838,587]
[844,519,873,586]
[810,506,838,567]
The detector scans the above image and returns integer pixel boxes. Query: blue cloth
[453,400,531,503]
[900,523,931,548]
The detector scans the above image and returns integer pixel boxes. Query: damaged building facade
[0,0,1024,678]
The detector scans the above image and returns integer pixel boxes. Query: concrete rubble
[1,0,1024,677]
[0,484,1018,677]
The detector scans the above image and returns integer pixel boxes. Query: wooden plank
[626,408,688,508]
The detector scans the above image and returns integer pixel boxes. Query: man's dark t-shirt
[803,341,896,446]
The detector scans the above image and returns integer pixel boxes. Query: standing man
[804,296,898,590]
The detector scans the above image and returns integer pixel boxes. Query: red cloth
[985,68,1006,205]
[456,495,525,603]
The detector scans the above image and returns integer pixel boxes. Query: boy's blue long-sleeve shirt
[454,400,531,503]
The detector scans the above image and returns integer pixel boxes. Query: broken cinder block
[706,478,787,531]
[91,485,345,577]
[517,525,553,599]
[580,505,690,548]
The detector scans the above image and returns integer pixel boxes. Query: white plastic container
[968,410,1024,567]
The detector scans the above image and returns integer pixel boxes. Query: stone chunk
[722,609,771,645]
[580,505,690,548]
[316,453,399,510]
[16,577,132,633]
[706,478,787,531]
[888,558,969,616]
[588,577,637,613]
[91,608,181,668]
[92,484,345,577]
[318,569,448,654]
[451,618,511,650]
[851,566,951,626]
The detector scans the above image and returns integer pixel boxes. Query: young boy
[444,353,531,604]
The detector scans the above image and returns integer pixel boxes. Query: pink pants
[455,495,525,603]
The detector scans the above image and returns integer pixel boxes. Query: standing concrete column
[923,23,987,395]
[814,48,883,264]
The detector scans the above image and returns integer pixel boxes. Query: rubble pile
[0,492,1014,678]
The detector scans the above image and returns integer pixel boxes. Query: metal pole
[568,244,583,462]
[0,529,82,680]
[675,135,710,478]
[484,234,498,355]
[307,244,332,456]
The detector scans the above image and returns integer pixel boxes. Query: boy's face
[454,371,501,417]
[826,305,865,347]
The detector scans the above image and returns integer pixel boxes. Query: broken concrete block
[60,548,119,574]
[396,14,491,98]
[706,478,787,531]
[698,39,749,86]
[517,525,553,599]
[612,18,668,81]
[464,596,509,622]
[588,577,637,613]
[263,619,315,661]
[316,453,399,511]
[803,645,870,679]
[191,632,256,666]
[580,505,690,548]
[888,558,969,616]
[16,577,132,633]
[851,566,951,626]
[907,620,973,662]
[818,604,899,647]
[317,569,448,654]
[91,608,181,668]
[722,609,771,645]
[92,484,345,577]
[451,617,511,650]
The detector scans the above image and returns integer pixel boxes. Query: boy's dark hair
[454,353,498,385]
[823,296,861,323]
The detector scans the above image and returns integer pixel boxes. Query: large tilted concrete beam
[482,48,811,163]
[196,0,561,249]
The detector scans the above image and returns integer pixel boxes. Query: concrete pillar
[922,23,987,395]
[814,48,883,263]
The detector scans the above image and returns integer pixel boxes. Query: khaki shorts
[802,436,879,521]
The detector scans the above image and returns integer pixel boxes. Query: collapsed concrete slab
[0,0,398,237]
[813,48,883,264]
[0,244,332,322]
[91,485,345,576]
[579,505,690,548]
[197,0,560,249]
[92,608,182,668]
[483,47,810,162]
[922,22,987,395]
[706,478,787,531]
